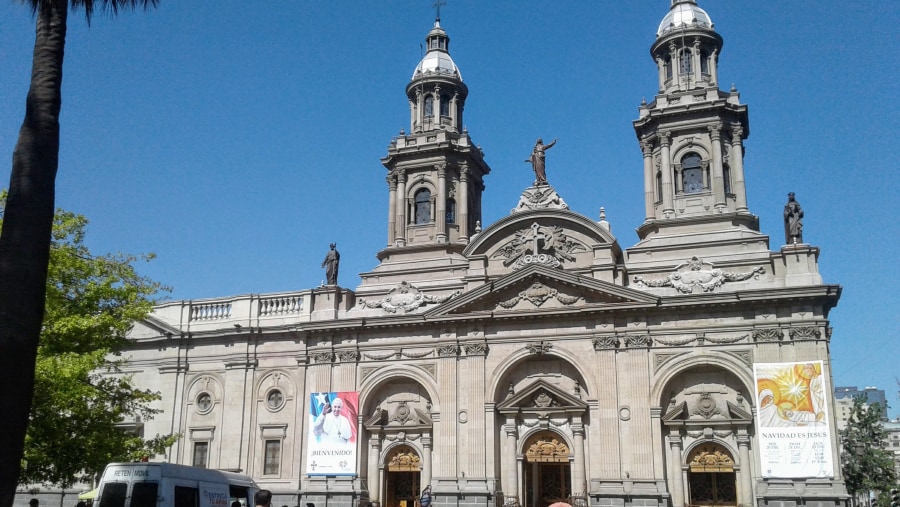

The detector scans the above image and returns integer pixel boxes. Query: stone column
[368,435,382,502]
[503,419,518,501]
[660,131,675,216]
[709,124,725,208]
[387,175,397,246]
[737,433,754,507]
[435,164,447,243]
[709,49,718,87]
[458,168,470,243]
[572,420,587,494]
[674,163,683,194]
[668,433,685,507]
[409,99,416,133]
[641,140,655,220]
[395,170,407,246]
[730,126,748,211]
[422,434,433,488]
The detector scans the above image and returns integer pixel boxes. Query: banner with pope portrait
[306,391,359,476]
[753,361,833,478]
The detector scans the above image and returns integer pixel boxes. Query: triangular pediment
[424,264,658,316]
[496,379,588,415]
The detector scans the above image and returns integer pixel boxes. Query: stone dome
[411,21,463,81]
[657,0,713,37]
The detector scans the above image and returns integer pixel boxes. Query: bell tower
[630,0,768,267]
[381,16,490,249]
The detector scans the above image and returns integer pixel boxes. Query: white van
[94,463,259,507]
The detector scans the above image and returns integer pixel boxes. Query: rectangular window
[131,483,159,507]
[174,486,199,507]
[264,440,281,475]
[193,442,209,468]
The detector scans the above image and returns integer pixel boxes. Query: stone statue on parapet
[322,243,340,285]
[525,137,557,186]
[783,192,804,244]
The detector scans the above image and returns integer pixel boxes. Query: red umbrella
[548,503,573,507]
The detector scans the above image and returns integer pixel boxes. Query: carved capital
[338,350,359,362]
[708,124,722,140]
[312,351,334,363]
[463,342,488,356]
[592,335,620,350]
[436,344,459,357]
[397,169,408,183]
[752,328,783,342]
[435,163,447,177]
[659,131,672,146]
[624,335,652,348]
[788,326,822,341]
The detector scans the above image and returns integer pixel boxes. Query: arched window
[664,55,673,80]
[446,198,456,224]
[723,163,732,194]
[700,49,710,75]
[679,49,692,76]
[424,95,434,117]
[440,94,450,117]
[414,189,431,225]
[682,153,703,194]
[656,171,663,202]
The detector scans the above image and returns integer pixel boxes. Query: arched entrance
[522,432,572,507]
[686,444,737,507]
[384,445,422,507]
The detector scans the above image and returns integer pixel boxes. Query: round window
[267,389,285,411]
[196,392,213,414]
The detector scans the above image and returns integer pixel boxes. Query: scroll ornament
[633,256,764,294]
[358,281,459,313]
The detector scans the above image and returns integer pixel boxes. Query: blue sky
[0,1,898,415]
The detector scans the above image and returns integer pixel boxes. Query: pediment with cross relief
[495,379,588,415]
[424,264,658,316]
[463,208,623,275]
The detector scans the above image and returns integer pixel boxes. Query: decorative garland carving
[511,185,569,213]
[592,336,620,350]
[491,223,586,271]
[624,335,652,348]
[654,336,698,346]
[633,256,764,294]
[705,334,749,344]
[497,281,582,309]
[436,344,459,357]
[753,328,783,342]
[401,349,434,359]
[364,351,399,361]
[789,327,821,341]
[689,446,735,472]
[357,281,459,314]
[387,450,421,471]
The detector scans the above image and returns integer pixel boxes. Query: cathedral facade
[122,3,847,507]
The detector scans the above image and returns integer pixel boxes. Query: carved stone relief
[492,223,586,270]
[789,327,821,341]
[593,335,620,350]
[753,328,783,342]
[633,256,764,294]
[436,344,459,357]
[357,281,459,314]
[525,342,552,355]
[624,335,652,348]
[511,185,569,213]
[525,436,570,463]
[497,281,582,309]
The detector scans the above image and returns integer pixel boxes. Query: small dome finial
[433,0,446,23]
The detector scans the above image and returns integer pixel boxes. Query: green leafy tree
[2,201,177,488]
[0,2,158,504]
[840,396,897,505]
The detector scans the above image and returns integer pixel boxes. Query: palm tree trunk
[0,4,67,506]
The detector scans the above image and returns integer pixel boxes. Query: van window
[229,486,251,506]
[131,482,158,507]
[99,483,128,507]
[174,486,199,507]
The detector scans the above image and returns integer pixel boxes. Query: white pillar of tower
[395,170,407,246]
[458,168,470,243]
[433,86,441,126]
[692,39,702,86]
[572,420,587,494]
[422,434,433,488]
[387,175,397,246]
[730,125,748,211]
[436,164,447,243]
[709,124,726,208]
[415,90,424,133]
[660,132,675,216]
[709,48,719,87]
[409,99,416,133]
[656,57,666,93]
[450,93,459,131]
[642,140,655,220]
